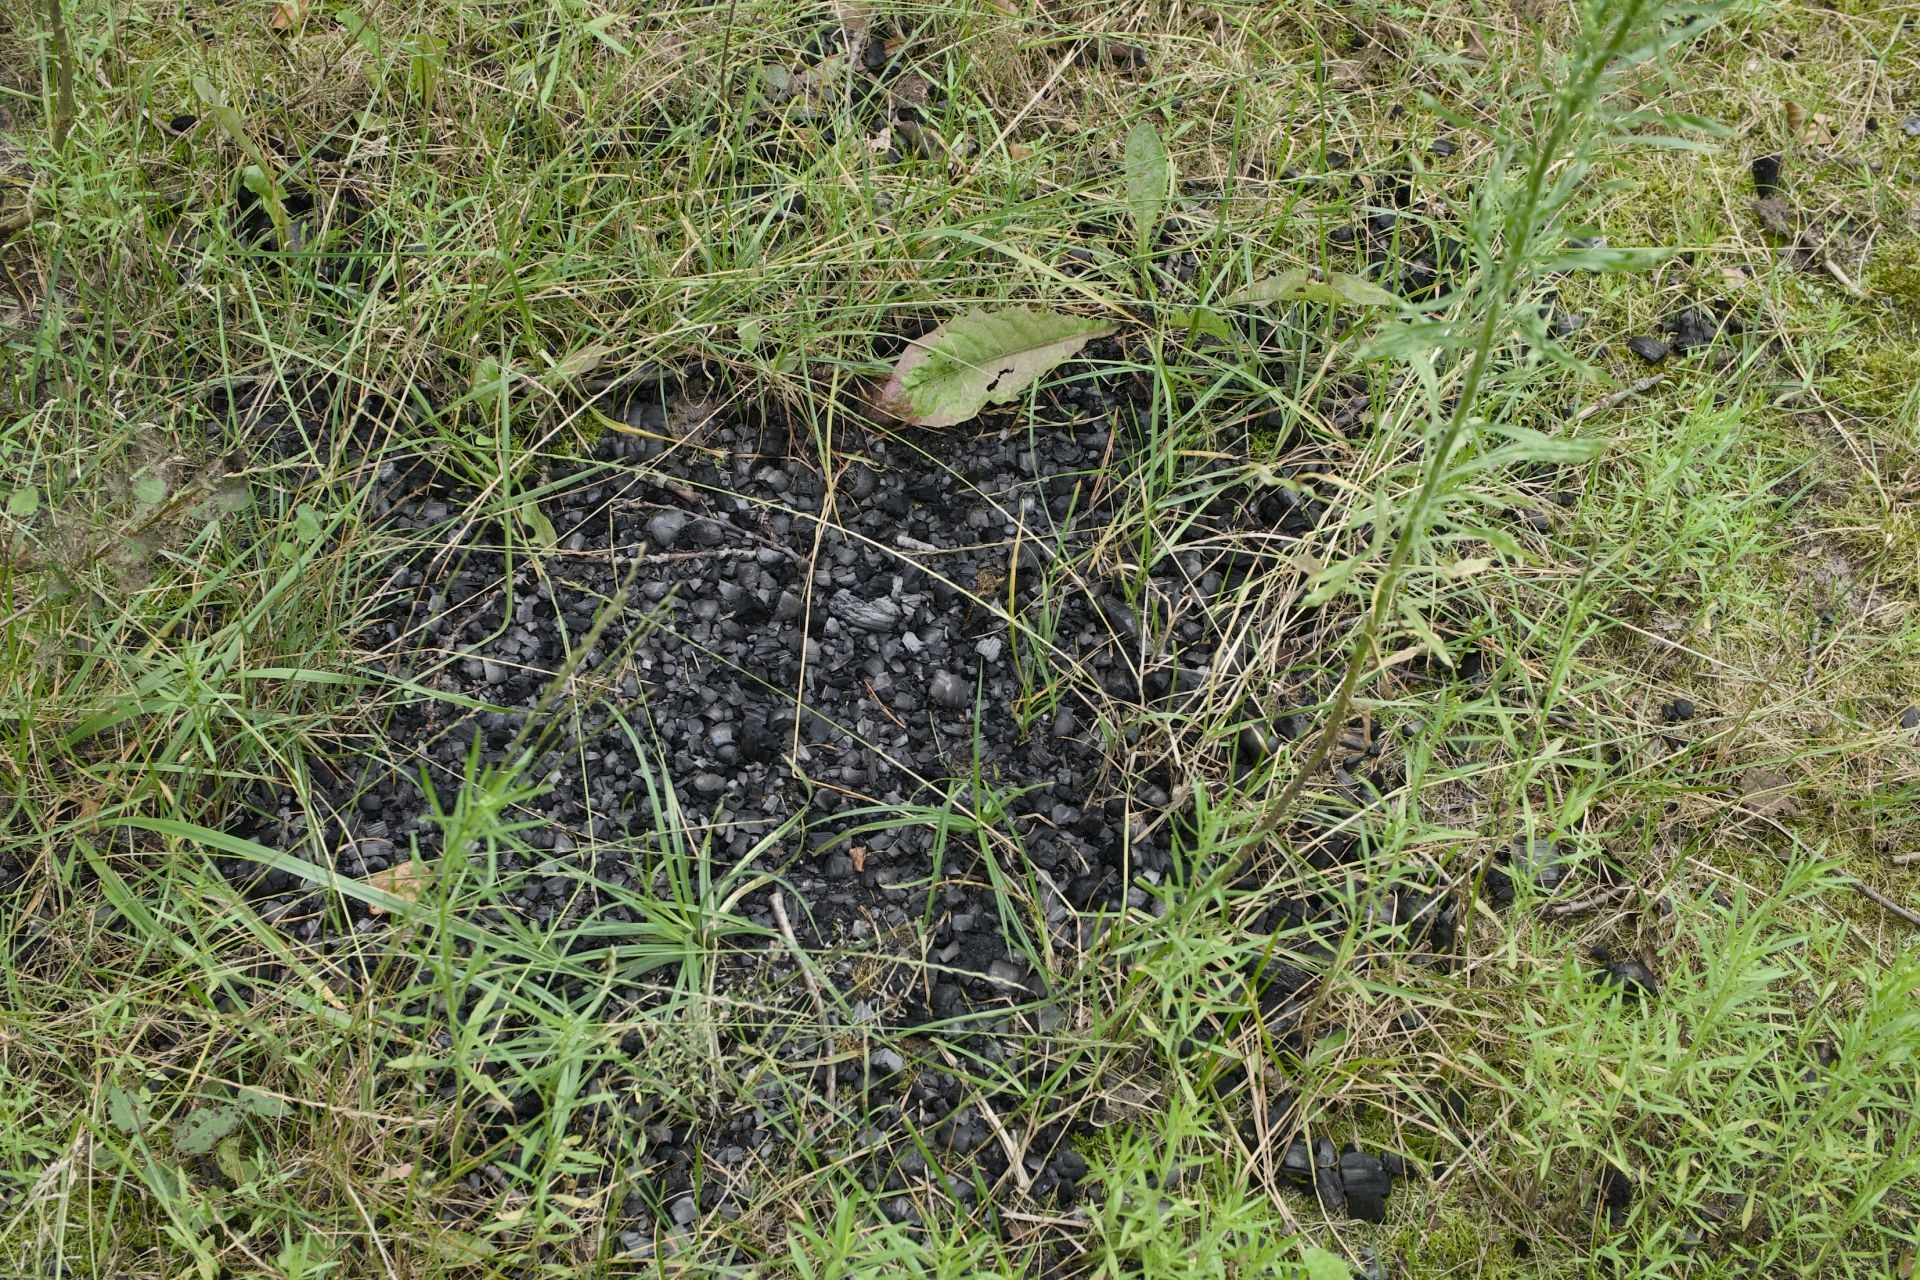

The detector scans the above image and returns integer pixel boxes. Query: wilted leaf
[1123,120,1171,247]
[270,0,310,31]
[363,859,432,913]
[849,845,867,873]
[377,1162,416,1182]
[206,478,253,516]
[542,343,610,387]
[175,1103,243,1155]
[1223,271,1400,308]
[875,307,1115,428]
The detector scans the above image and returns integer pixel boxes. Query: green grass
[3,0,1920,1275]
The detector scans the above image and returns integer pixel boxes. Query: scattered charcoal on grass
[1661,697,1697,723]
[1511,837,1567,893]
[1597,1161,1635,1221]
[1751,153,1783,196]
[1313,1136,1345,1216]
[1663,306,1730,352]
[1339,1148,1392,1223]
[1591,947,1660,997]
[215,364,1515,1235]
[1626,335,1671,365]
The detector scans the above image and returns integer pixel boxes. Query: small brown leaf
[849,846,867,873]
[378,1162,416,1182]
[364,860,431,913]
[271,0,309,31]
[992,0,1017,12]
[1784,101,1806,138]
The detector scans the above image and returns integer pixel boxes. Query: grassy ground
[2,0,1918,1276]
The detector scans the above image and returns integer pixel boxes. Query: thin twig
[1843,878,1920,929]
[1889,852,1920,866]
[1573,375,1665,422]
[770,891,836,1108]
[1545,883,1632,918]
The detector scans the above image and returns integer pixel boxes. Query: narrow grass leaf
[1223,272,1401,308]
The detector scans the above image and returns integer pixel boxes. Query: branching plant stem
[1248,0,1663,843]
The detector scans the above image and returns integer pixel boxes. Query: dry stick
[1573,374,1665,423]
[1545,884,1632,918]
[770,891,837,1109]
[1844,878,1920,929]
[1890,852,1920,867]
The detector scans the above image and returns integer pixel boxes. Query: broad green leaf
[107,1085,147,1134]
[875,307,1115,428]
[1223,271,1401,308]
[214,1134,256,1185]
[293,504,323,542]
[517,502,557,548]
[6,487,37,517]
[190,76,254,154]
[336,8,383,58]
[1300,1245,1353,1280]
[133,474,168,506]
[175,1104,243,1155]
[408,34,446,100]
[235,1087,291,1118]
[1124,120,1171,247]
[472,354,505,412]
[1162,306,1235,344]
